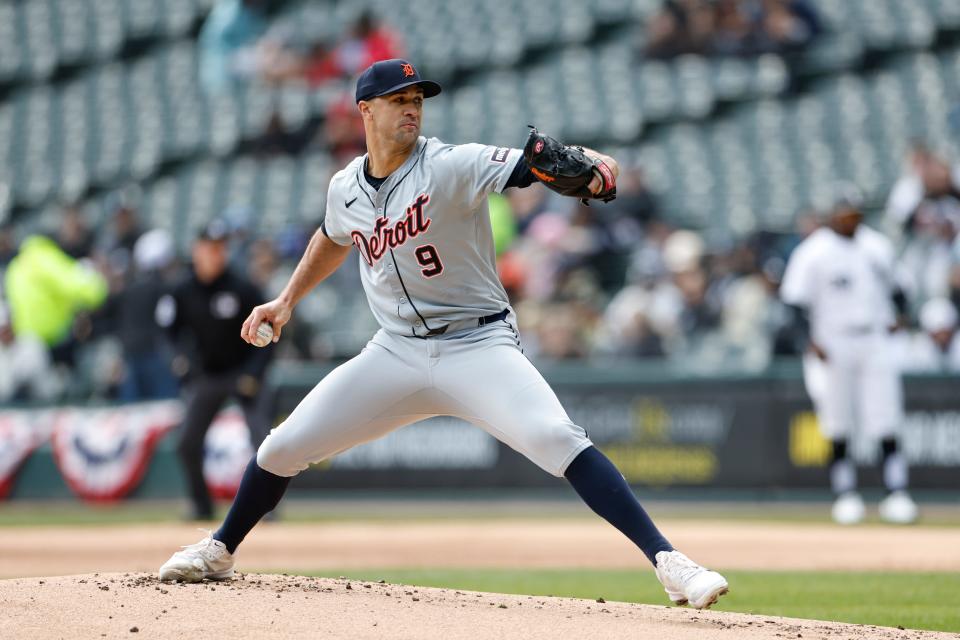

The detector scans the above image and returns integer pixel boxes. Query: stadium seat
[6,0,960,245]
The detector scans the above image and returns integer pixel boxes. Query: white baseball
[253,321,274,347]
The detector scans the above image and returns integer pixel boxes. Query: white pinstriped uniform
[781,226,903,439]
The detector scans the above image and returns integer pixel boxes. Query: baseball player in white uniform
[781,187,918,525]
[159,59,729,609]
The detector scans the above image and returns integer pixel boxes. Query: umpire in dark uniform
[156,219,274,520]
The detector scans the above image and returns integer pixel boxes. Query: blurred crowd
[0,188,318,404]
[493,172,799,370]
[493,140,960,374]
[7,137,960,407]
[199,0,403,164]
[199,0,403,92]
[2,0,960,407]
[643,0,822,59]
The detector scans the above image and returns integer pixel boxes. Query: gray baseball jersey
[322,136,516,337]
[256,135,591,480]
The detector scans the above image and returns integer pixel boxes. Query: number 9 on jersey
[415,244,444,278]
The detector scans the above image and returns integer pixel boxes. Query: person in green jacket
[4,235,108,364]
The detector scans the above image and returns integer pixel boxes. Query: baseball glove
[523,126,617,204]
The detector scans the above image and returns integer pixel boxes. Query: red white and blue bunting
[0,409,56,498]
[51,401,182,502]
[203,407,254,500]
[0,401,256,502]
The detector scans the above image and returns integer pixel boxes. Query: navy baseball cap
[355,59,442,103]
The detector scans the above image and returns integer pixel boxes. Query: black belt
[423,309,509,337]
[477,308,509,326]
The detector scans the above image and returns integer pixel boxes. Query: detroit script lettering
[352,194,432,267]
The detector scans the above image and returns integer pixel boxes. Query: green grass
[4,500,960,527]
[294,568,960,633]
[0,502,183,527]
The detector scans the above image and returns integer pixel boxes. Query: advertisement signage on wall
[4,369,959,497]
[273,372,960,490]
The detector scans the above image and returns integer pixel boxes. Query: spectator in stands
[889,145,960,306]
[664,229,720,338]
[515,209,573,303]
[645,0,716,59]
[99,187,145,287]
[199,0,270,93]
[555,204,626,294]
[532,302,595,360]
[301,41,341,87]
[102,229,180,402]
[323,93,368,165]
[887,143,932,234]
[886,144,960,233]
[900,297,960,373]
[332,10,405,78]
[298,9,407,89]
[56,204,95,260]
[711,0,755,55]
[757,0,821,54]
[644,0,819,59]
[594,167,663,293]
[249,111,313,157]
[603,167,661,241]
[238,25,304,86]
[714,238,777,370]
[0,302,62,402]
[596,246,675,358]
[508,182,552,237]
[3,234,108,368]
[156,219,274,520]
[302,10,406,84]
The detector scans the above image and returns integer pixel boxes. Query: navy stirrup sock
[564,446,673,565]
[214,456,291,554]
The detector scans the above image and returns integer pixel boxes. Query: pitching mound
[1,573,953,640]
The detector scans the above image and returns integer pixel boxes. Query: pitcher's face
[361,86,424,147]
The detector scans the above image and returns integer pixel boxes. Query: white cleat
[831,491,865,525]
[878,490,918,525]
[159,532,235,583]
[654,550,729,610]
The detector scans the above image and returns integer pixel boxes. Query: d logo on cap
[354,58,442,103]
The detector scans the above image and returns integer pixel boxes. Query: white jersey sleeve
[434,142,523,212]
[321,169,355,247]
[780,238,817,307]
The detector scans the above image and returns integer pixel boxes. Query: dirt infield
[0,519,958,578]
[1,572,956,640]
[2,519,958,638]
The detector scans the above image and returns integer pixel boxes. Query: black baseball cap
[196,218,231,242]
[830,181,865,213]
[355,59,442,103]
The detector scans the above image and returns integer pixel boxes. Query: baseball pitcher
[781,187,917,525]
[159,59,728,609]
